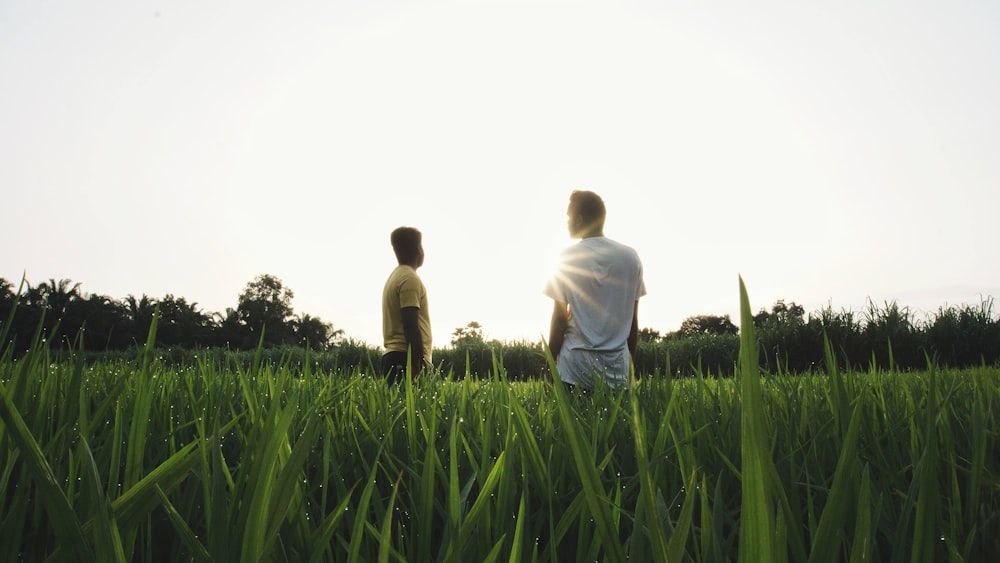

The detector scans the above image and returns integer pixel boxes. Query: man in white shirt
[544,190,646,390]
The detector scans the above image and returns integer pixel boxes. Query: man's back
[545,236,645,385]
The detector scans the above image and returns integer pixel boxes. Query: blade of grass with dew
[111,437,201,527]
[79,434,127,563]
[627,368,670,563]
[667,467,699,563]
[0,377,92,559]
[378,471,404,563]
[445,414,462,557]
[551,487,586,552]
[551,376,627,563]
[306,488,356,563]
[508,388,550,496]
[508,488,528,563]
[261,410,323,554]
[348,453,383,563]
[155,484,213,563]
[416,403,442,563]
[240,400,298,560]
[457,450,508,548]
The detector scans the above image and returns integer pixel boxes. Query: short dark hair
[390,226,422,263]
[569,190,606,229]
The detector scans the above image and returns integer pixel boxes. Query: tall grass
[1,284,998,561]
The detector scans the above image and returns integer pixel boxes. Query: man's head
[390,226,424,267]
[567,190,606,238]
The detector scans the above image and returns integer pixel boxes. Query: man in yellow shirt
[381,226,433,382]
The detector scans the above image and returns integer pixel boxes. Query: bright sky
[3,0,999,347]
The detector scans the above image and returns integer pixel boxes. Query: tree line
[441,298,1000,377]
[3,274,998,377]
[0,274,342,353]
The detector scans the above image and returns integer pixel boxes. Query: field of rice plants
[2,283,998,562]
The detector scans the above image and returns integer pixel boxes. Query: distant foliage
[3,276,998,376]
[0,274,341,353]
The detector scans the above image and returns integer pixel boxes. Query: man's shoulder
[388,264,419,277]
[390,266,423,287]
[599,237,640,256]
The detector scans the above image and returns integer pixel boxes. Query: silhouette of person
[381,226,432,382]
[544,191,646,390]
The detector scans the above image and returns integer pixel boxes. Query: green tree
[0,277,14,318]
[753,300,805,329]
[0,278,17,347]
[157,294,212,347]
[72,293,129,350]
[236,274,296,347]
[451,321,484,346]
[34,278,83,346]
[678,314,738,336]
[124,294,157,345]
[37,278,82,317]
[213,307,243,348]
[292,314,343,350]
[637,327,662,342]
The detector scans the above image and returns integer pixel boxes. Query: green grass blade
[737,276,776,563]
[508,489,528,563]
[79,435,126,563]
[910,368,940,563]
[348,452,382,563]
[667,468,698,563]
[848,465,874,563]
[240,403,297,561]
[627,370,670,562]
[307,489,355,563]
[262,412,322,548]
[552,379,627,563]
[459,450,507,542]
[0,379,92,559]
[377,471,404,563]
[155,485,213,563]
[111,438,200,526]
[808,401,864,563]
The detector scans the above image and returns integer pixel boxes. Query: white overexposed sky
[3,0,999,346]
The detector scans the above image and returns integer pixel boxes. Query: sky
[3,0,999,347]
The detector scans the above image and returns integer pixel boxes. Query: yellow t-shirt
[382,265,432,365]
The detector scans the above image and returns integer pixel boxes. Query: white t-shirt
[544,236,646,387]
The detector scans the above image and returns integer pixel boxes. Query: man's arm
[401,306,424,376]
[548,301,569,366]
[627,300,639,366]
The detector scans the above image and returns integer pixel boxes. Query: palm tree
[157,294,212,346]
[74,293,128,350]
[293,314,344,350]
[37,278,82,316]
[124,294,158,345]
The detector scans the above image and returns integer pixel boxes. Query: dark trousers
[380,351,409,384]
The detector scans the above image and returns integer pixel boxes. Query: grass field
[1,282,998,562]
